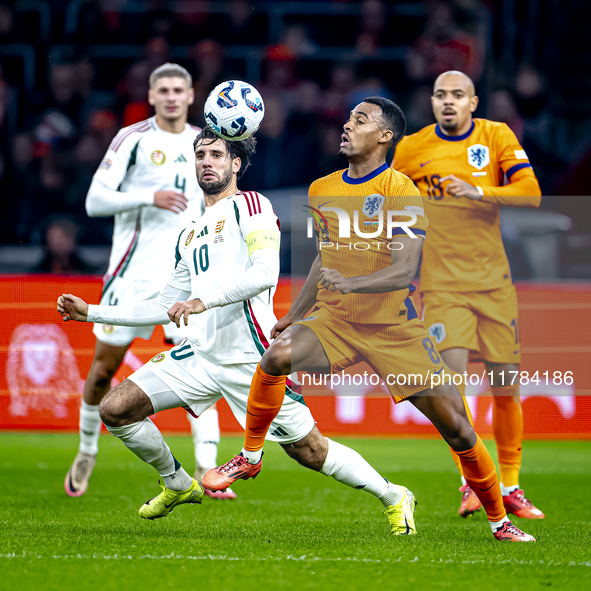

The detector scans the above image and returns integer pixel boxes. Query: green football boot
[384,486,418,535]
[139,478,204,520]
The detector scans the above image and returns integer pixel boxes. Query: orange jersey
[308,163,428,324]
[392,119,541,292]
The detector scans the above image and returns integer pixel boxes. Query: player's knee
[99,390,126,427]
[448,418,477,452]
[261,343,290,376]
[89,361,118,389]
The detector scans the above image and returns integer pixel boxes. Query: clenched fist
[57,294,89,322]
[319,268,353,294]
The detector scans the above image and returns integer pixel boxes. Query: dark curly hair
[193,125,257,179]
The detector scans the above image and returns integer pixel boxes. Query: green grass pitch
[1,434,590,590]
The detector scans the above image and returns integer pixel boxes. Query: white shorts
[93,276,187,346]
[129,342,315,445]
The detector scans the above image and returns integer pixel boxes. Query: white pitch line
[0,552,590,567]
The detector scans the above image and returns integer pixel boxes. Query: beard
[439,119,459,131]
[338,147,351,160]
[198,168,233,195]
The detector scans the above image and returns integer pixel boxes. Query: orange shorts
[293,307,447,403]
[421,285,521,364]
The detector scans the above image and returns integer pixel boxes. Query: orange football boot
[493,521,536,542]
[458,484,482,518]
[202,453,262,491]
[503,489,545,519]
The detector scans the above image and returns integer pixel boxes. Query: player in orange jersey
[204,96,535,541]
[392,70,545,520]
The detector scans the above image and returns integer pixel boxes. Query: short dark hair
[363,96,406,146]
[193,125,257,179]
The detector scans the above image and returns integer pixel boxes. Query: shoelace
[217,455,245,474]
[512,490,533,507]
[502,522,523,535]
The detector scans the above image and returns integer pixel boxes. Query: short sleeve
[390,180,428,240]
[495,124,534,181]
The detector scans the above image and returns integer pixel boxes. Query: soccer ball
[204,80,265,141]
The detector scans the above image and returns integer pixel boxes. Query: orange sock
[455,436,506,522]
[244,364,287,452]
[492,384,522,488]
[449,380,474,478]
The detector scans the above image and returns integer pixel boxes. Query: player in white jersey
[65,63,233,500]
[56,127,417,534]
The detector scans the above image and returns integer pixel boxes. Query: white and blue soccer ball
[204,80,265,141]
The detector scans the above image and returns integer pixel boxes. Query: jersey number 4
[175,174,186,194]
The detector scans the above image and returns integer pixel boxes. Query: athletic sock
[79,400,101,456]
[244,364,286,453]
[188,408,220,477]
[106,418,177,478]
[501,483,519,496]
[241,448,263,465]
[455,435,506,522]
[448,380,473,479]
[492,384,522,489]
[489,516,511,533]
[163,465,193,492]
[320,438,403,507]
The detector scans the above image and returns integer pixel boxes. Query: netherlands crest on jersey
[428,323,447,344]
[362,194,385,218]
[467,144,490,170]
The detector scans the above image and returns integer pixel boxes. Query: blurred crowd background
[0,0,590,277]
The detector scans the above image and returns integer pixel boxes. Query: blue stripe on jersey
[505,162,532,179]
[391,228,426,238]
[342,163,389,185]
[405,296,418,320]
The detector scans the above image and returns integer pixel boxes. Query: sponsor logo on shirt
[185,229,194,247]
[98,158,112,171]
[467,144,490,170]
[514,149,528,159]
[174,154,188,163]
[151,150,166,165]
[404,205,424,217]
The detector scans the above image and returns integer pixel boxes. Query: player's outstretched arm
[57,295,89,322]
[319,235,423,295]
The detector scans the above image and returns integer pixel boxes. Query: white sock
[163,467,193,491]
[489,515,510,532]
[79,401,101,455]
[320,438,403,507]
[500,483,519,496]
[188,408,220,475]
[241,448,263,465]
[106,418,176,477]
